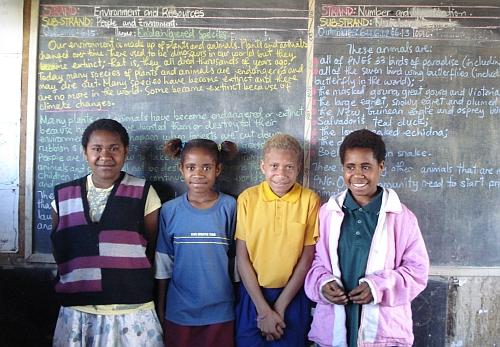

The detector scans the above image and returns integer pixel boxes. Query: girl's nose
[354,167,364,176]
[100,148,113,158]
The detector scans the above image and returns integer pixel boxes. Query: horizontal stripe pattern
[58,212,87,230]
[115,184,144,199]
[173,236,230,246]
[115,176,145,199]
[55,279,102,293]
[99,230,147,246]
[59,197,85,216]
[55,268,102,293]
[58,256,151,275]
[99,230,147,258]
[59,268,101,283]
[57,186,87,230]
[58,185,83,202]
[99,243,147,257]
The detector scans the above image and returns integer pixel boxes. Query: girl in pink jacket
[305,129,429,347]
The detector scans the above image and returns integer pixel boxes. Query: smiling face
[342,147,384,206]
[84,130,128,188]
[260,148,301,197]
[179,147,221,197]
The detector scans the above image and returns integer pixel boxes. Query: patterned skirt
[52,306,164,347]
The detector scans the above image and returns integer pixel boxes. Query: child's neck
[90,174,116,189]
[187,190,219,209]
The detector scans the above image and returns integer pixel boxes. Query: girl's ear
[82,146,88,161]
[378,160,385,171]
[215,163,222,177]
[260,160,265,174]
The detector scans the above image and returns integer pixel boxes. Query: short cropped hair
[263,133,303,163]
[81,119,129,148]
[339,129,386,164]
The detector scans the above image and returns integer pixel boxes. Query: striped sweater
[51,172,154,306]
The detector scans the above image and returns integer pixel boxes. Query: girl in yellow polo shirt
[235,134,320,347]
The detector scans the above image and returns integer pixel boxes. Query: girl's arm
[236,240,285,340]
[51,208,58,230]
[144,208,160,264]
[274,245,314,316]
[274,194,320,312]
[362,212,429,306]
[155,205,173,323]
[156,278,168,323]
[304,208,345,304]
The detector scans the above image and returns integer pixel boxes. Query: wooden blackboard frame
[13,0,500,274]
[20,0,314,262]
[24,0,56,262]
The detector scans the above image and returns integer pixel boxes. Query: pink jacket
[304,188,429,347]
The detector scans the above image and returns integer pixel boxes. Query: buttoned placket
[275,199,284,233]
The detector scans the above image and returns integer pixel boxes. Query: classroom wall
[0,0,22,253]
[0,1,498,346]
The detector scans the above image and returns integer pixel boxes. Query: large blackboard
[33,0,310,253]
[307,0,500,266]
[31,0,500,266]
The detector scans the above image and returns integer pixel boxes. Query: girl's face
[342,147,384,206]
[179,147,221,196]
[83,130,128,188]
[260,148,301,197]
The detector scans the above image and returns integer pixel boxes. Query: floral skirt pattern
[53,306,164,347]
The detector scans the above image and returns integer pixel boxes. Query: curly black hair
[339,129,386,164]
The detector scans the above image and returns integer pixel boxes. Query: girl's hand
[348,282,373,304]
[321,280,348,305]
[257,310,286,341]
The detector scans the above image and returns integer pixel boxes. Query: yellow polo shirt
[236,181,320,288]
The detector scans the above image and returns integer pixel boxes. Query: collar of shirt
[343,186,383,214]
[260,181,301,203]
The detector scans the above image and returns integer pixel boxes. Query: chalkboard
[32,0,310,254]
[307,0,500,266]
[29,0,500,266]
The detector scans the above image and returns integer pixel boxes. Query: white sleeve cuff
[154,252,173,279]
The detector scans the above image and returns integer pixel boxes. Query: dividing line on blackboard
[62,4,309,12]
[334,4,499,9]
[180,16,308,20]
[303,0,316,189]
[461,26,500,29]
[139,26,309,32]
[339,15,500,19]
